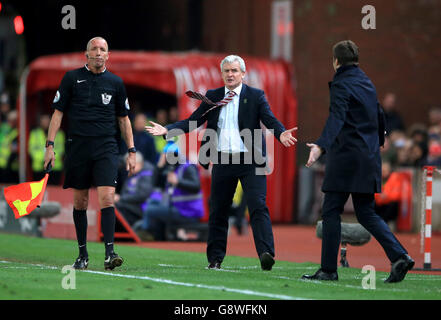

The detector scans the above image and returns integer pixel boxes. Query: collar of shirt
[84,64,107,73]
[224,83,242,97]
[218,82,247,153]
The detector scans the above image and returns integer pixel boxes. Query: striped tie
[185,90,236,117]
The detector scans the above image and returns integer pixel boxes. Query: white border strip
[0,260,305,300]
[83,269,304,300]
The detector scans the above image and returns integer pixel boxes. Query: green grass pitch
[0,232,440,300]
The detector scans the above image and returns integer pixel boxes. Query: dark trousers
[321,192,407,272]
[207,163,274,263]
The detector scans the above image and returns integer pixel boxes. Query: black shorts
[63,135,119,189]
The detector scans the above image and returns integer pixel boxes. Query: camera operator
[138,142,204,241]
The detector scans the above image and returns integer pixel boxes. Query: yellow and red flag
[3,174,49,219]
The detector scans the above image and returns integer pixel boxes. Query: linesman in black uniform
[44,37,136,271]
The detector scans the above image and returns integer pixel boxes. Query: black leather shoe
[260,252,275,271]
[207,261,221,269]
[302,268,338,281]
[385,254,414,283]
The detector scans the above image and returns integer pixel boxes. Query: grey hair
[86,37,108,51]
[220,55,246,72]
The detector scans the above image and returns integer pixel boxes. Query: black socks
[101,206,116,257]
[73,209,88,257]
[73,207,116,258]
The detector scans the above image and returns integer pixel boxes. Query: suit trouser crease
[207,163,275,263]
[321,192,407,272]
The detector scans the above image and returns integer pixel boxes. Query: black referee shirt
[52,65,129,137]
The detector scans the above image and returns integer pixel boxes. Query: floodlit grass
[0,232,440,300]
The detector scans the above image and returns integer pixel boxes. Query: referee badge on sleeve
[101,93,112,105]
[53,91,60,103]
[125,98,130,110]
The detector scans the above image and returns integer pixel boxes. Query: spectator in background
[428,107,441,142]
[426,137,441,166]
[407,140,427,167]
[138,141,204,241]
[0,110,19,182]
[375,161,400,225]
[0,93,11,123]
[382,93,405,134]
[132,113,158,165]
[0,94,11,152]
[117,113,158,192]
[153,108,169,154]
[168,106,179,123]
[407,124,428,167]
[428,107,441,127]
[389,130,407,148]
[408,123,428,146]
[427,108,441,166]
[380,136,398,167]
[115,152,155,227]
[396,138,413,167]
[388,130,411,167]
[428,124,441,137]
[28,114,65,184]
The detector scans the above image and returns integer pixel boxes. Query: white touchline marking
[158,264,185,268]
[204,268,239,272]
[83,269,301,299]
[0,260,58,270]
[4,260,439,296]
[0,260,306,300]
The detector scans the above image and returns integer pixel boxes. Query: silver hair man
[220,55,246,72]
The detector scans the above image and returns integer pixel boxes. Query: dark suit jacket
[316,65,386,194]
[165,84,286,169]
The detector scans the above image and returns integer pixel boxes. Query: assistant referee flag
[3,174,49,219]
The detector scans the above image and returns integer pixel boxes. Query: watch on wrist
[45,140,55,148]
[128,147,137,153]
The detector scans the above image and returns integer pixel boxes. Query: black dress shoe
[301,268,338,281]
[207,261,222,269]
[385,254,415,283]
[260,252,275,271]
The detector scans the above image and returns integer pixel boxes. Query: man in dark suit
[302,40,414,283]
[146,55,297,270]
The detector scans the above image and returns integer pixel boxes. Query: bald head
[85,37,109,73]
[86,37,108,51]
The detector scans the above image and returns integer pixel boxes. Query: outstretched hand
[145,121,168,136]
[280,127,298,147]
[305,143,323,168]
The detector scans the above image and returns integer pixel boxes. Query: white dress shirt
[217,83,248,153]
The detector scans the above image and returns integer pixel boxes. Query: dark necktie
[186,90,236,117]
